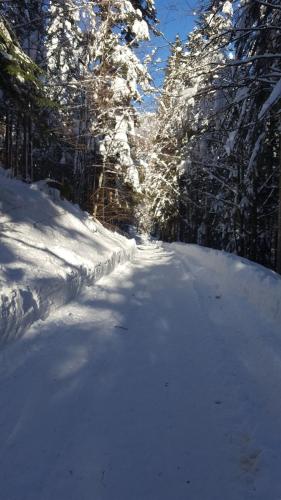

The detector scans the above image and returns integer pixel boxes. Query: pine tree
[0,7,49,180]
[148,0,281,272]
[222,0,281,266]
[147,2,233,243]
[88,0,157,226]
[147,35,187,240]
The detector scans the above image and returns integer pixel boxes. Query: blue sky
[156,0,198,43]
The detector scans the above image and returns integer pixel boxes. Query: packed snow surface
[1,241,281,500]
[0,169,135,344]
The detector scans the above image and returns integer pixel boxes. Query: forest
[2,3,281,498]
[0,0,281,273]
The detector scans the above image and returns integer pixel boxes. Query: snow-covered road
[1,243,281,500]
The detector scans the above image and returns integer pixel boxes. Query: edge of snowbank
[168,242,281,325]
[0,171,136,345]
[0,242,135,345]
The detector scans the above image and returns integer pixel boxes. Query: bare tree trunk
[102,161,105,222]
[23,115,29,180]
[93,169,104,218]
[276,136,281,274]
[14,116,19,177]
[5,112,12,170]
[29,116,33,181]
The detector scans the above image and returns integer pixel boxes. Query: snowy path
[1,244,281,500]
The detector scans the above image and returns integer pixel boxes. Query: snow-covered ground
[0,169,135,344]
[1,241,281,500]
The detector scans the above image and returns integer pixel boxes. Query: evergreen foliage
[0,0,157,223]
[146,0,281,272]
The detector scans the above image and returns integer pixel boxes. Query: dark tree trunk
[276,137,281,274]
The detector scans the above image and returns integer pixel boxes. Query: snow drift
[169,242,281,325]
[0,169,136,344]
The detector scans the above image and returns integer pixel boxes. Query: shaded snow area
[171,242,281,326]
[1,242,281,500]
[0,169,135,344]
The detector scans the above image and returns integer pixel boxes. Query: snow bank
[168,243,281,325]
[0,169,136,344]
